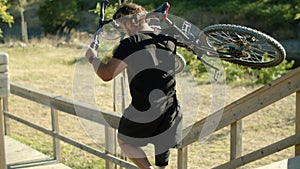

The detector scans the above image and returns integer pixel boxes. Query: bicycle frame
[148,2,221,80]
[93,1,221,80]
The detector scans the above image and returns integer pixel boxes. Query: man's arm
[85,48,127,81]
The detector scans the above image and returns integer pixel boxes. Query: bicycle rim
[200,24,286,68]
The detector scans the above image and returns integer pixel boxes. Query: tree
[0,0,14,38]
[295,0,300,20]
[38,0,79,35]
[19,0,28,42]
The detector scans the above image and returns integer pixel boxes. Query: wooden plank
[0,74,9,97]
[4,111,137,168]
[5,136,71,169]
[105,127,115,169]
[10,82,55,107]
[0,53,8,65]
[51,97,121,129]
[230,120,243,160]
[8,83,137,168]
[0,98,7,169]
[213,133,300,169]
[182,67,300,147]
[10,83,121,129]
[177,146,188,169]
[254,155,300,169]
[4,112,52,136]
[51,107,61,161]
[0,64,8,73]
[14,163,72,169]
[6,136,50,164]
[54,134,138,169]
[3,97,9,135]
[296,91,300,156]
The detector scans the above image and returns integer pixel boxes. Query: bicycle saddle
[147,2,170,21]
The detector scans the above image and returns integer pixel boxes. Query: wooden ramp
[5,136,71,169]
[255,156,300,169]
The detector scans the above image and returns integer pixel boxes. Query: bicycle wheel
[175,52,186,74]
[199,24,286,68]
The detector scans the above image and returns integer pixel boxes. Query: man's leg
[153,105,182,168]
[155,150,170,168]
[118,139,154,169]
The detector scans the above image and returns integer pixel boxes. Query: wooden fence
[180,67,300,169]
[1,67,300,168]
[0,52,9,169]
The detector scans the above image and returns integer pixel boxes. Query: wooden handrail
[181,67,300,147]
[8,83,137,169]
[214,133,300,169]
[5,66,300,169]
[10,83,121,129]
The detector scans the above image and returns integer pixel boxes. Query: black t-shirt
[113,32,177,111]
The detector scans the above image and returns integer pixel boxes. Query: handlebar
[99,0,110,26]
[91,0,110,49]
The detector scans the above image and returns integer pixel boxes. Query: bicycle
[91,1,286,80]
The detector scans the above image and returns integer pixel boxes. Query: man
[85,2,182,169]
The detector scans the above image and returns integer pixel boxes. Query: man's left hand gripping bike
[90,1,286,80]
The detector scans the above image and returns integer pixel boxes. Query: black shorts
[117,103,182,154]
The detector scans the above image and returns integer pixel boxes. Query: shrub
[178,47,294,84]
[222,60,294,84]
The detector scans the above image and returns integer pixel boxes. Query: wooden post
[0,98,7,169]
[177,146,188,169]
[230,120,243,161]
[51,107,61,161]
[105,127,115,169]
[0,52,9,169]
[104,78,120,169]
[0,53,9,97]
[3,98,9,135]
[296,91,300,156]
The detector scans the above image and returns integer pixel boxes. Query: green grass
[2,41,109,168]
[0,40,297,168]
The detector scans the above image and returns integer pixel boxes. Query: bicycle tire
[199,24,286,68]
[175,52,186,74]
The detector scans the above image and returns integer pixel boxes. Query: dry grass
[0,41,296,169]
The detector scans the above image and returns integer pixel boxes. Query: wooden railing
[2,67,300,169]
[3,83,137,169]
[180,67,300,169]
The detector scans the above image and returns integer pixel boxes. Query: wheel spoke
[201,24,285,68]
[205,30,280,64]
